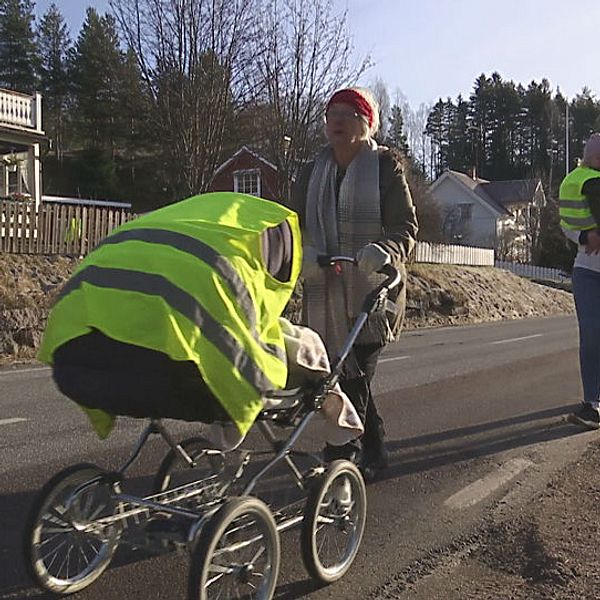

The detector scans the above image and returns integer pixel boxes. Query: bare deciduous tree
[110,0,258,199]
[249,0,370,202]
[393,88,432,176]
[369,77,391,142]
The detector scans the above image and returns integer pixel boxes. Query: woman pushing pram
[28,191,403,598]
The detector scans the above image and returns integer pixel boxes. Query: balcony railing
[0,88,42,132]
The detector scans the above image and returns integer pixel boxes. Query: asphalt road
[0,315,591,600]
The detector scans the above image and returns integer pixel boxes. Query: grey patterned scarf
[303,140,389,375]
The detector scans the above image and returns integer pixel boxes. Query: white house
[0,88,45,207]
[429,169,546,262]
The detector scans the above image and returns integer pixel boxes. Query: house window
[7,169,19,194]
[458,203,472,222]
[234,169,261,196]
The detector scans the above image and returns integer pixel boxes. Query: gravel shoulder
[0,253,575,363]
[383,436,600,600]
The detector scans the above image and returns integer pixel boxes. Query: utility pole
[565,100,570,176]
[547,139,558,199]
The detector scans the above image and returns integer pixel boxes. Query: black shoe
[568,403,600,430]
[323,443,359,464]
[360,446,389,482]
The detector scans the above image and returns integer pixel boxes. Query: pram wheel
[300,459,366,583]
[24,463,121,594]
[188,497,280,600]
[153,436,227,501]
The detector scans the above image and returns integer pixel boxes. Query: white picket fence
[412,242,569,282]
[494,260,570,282]
[413,241,494,266]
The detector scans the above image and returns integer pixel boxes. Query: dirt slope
[0,252,574,364]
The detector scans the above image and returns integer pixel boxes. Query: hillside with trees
[1,0,599,265]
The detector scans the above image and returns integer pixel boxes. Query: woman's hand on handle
[301,245,321,279]
[355,243,391,274]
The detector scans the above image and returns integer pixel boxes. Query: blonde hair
[351,86,380,140]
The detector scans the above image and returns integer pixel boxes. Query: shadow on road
[0,404,584,599]
[380,403,582,483]
[0,455,318,599]
[0,471,158,600]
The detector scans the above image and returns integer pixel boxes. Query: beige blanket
[200,318,364,450]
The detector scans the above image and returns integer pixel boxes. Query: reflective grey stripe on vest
[558,199,589,210]
[560,214,597,228]
[99,228,256,326]
[97,228,284,361]
[59,265,279,393]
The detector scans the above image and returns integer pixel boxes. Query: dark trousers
[573,267,600,404]
[325,343,384,461]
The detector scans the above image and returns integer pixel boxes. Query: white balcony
[0,88,45,207]
[0,88,43,133]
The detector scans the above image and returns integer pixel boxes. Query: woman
[291,87,418,479]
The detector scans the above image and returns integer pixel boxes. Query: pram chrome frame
[24,257,402,598]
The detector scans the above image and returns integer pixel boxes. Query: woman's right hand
[302,245,321,279]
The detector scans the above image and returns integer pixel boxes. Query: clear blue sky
[36,0,600,109]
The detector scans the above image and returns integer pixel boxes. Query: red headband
[326,89,374,128]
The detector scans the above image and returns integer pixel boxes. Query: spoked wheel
[24,463,121,595]
[188,497,280,600]
[153,437,227,501]
[300,459,367,583]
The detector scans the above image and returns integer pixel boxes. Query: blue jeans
[572,267,600,404]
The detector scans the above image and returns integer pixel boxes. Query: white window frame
[233,168,261,197]
[457,202,473,223]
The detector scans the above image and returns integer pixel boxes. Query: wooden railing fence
[3,203,563,281]
[0,200,134,256]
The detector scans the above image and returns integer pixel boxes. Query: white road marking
[489,334,543,346]
[0,366,50,377]
[0,417,28,426]
[444,458,533,509]
[379,355,410,363]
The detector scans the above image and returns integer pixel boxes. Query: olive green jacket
[290,146,418,339]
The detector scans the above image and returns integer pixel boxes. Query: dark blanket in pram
[53,330,231,424]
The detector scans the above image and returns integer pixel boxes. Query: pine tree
[0,0,38,93]
[425,99,450,177]
[386,104,409,155]
[71,8,124,153]
[115,48,156,206]
[521,80,552,178]
[446,95,471,173]
[38,3,71,160]
[569,88,600,162]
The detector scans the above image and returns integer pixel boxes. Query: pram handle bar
[316,254,402,292]
[317,255,357,267]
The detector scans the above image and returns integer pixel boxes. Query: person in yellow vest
[560,133,600,429]
[38,192,302,439]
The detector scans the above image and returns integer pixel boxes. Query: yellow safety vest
[558,166,600,230]
[38,192,302,437]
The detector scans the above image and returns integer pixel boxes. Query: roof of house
[212,145,278,177]
[481,179,541,208]
[442,170,542,216]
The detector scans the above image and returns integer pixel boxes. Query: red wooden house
[209,145,281,202]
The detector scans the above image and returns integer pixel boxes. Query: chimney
[470,166,477,180]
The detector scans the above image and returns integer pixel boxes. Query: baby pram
[23,257,402,600]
